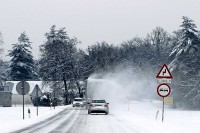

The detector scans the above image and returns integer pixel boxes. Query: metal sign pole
[162,97,164,122]
[36,85,38,116]
[22,81,25,120]
[54,88,55,110]
[16,81,30,120]
[85,79,88,109]
[156,64,173,123]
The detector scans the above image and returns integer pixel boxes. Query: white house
[5,81,51,105]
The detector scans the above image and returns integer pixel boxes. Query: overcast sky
[0,0,200,60]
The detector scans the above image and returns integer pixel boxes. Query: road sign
[32,84,42,98]
[16,81,30,95]
[157,83,171,97]
[164,97,173,105]
[157,78,171,84]
[156,64,173,79]
[16,81,30,120]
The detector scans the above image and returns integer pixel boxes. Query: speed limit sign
[157,83,171,97]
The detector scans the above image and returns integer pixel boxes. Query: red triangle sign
[156,64,173,79]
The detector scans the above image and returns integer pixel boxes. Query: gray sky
[0,0,200,60]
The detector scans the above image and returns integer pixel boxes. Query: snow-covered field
[0,100,200,133]
[112,100,200,133]
[0,104,69,132]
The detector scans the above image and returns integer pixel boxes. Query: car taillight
[104,104,108,107]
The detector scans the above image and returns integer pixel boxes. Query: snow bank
[0,105,70,132]
[113,100,200,133]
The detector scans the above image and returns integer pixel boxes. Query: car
[88,99,109,115]
[72,98,85,107]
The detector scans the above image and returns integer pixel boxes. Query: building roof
[5,81,51,95]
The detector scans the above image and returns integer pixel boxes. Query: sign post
[16,81,30,120]
[36,84,39,116]
[22,81,24,120]
[156,64,173,123]
[157,83,171,122]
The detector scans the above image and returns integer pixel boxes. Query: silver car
[88,99,109,115]
[72,98,85,107]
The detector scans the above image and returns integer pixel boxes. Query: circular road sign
[16,81,30,95]
[157,83,171,97]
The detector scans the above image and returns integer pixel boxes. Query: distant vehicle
[81,98,87,105]
[88,99,109,115]
[72,98,85,107]
[85,98,92,104]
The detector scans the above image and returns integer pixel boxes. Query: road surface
[12,106,146,133]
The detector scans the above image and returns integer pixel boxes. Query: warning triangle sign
[156,64,173,79]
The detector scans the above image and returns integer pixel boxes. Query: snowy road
[12,106,145,133]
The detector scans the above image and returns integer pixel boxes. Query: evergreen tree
[169,16,199,72]
[8,32,38,81]
[169,16,200,109]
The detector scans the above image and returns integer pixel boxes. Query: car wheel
[105,112,108,115]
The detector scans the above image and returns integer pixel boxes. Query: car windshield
[92,100,105,103]
[74,99,82,101]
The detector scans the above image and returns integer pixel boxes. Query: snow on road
[67,110,149,133]
[1,100,200,133]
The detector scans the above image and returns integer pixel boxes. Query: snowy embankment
[112,100,200,133]
[0,104,70,132]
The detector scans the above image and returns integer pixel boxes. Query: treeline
[0,16,200,109]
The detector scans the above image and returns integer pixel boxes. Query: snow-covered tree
[169,16,200,109]
[87,42,119,72]
[0,32,5,84]
[39,25,79,104]
[169,16,199,72]
[8,32,38,81]
[0,32,3,58]
[147,27,172,66]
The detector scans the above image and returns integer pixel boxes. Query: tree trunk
[75,81,81,97]
[63,76,69,105]
[70,63,82,97]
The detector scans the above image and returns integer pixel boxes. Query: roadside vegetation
[0,16,200,109]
